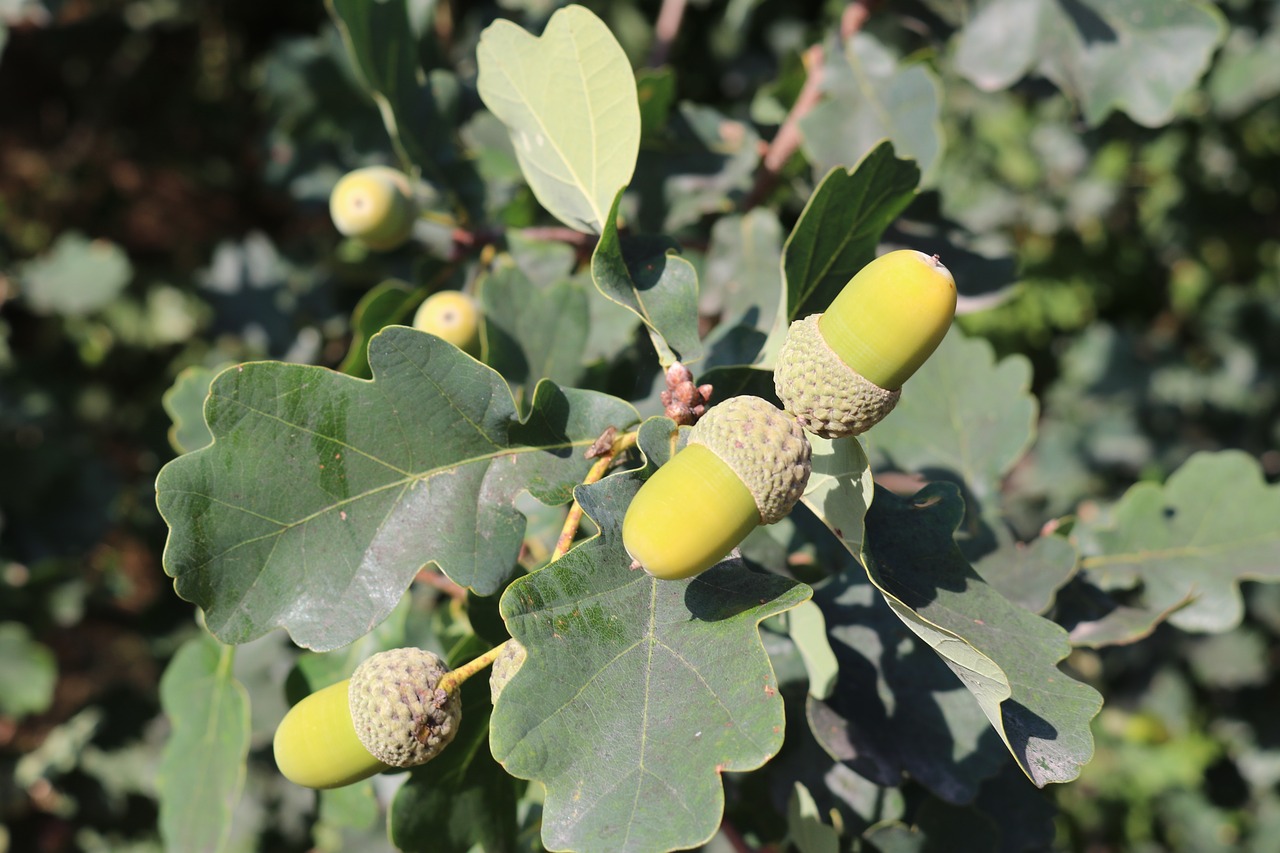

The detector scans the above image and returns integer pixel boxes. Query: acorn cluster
[623,250,957,581]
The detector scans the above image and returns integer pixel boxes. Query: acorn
[413,290,481,356]
[774,250,956,439]
[622,395,812,581]
[272,648,460,789]
[488,639,527,704]
[328,166,417,251]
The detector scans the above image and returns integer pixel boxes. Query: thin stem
[744,44,826,210]
[841,0,881,41]
[437,430,639,694]
[648,0,688,67]
[437,641,508,696]
[551,431,639,562]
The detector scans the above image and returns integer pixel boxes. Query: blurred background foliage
[0,0,1278,851]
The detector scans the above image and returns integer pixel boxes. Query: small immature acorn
[488,639,527,704]
[271,647,460,790]
[622,395,812,581]
[328,166,417,251]
[413,290,481,356]
[774,249,956,439]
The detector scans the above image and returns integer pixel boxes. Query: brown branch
[744,44,827,210]
[648,0,689,67]
[841,0,882,41]
[551,431,639,561]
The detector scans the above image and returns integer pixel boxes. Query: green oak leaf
[786,782,840,853]
[480,263,590,404]
[780,142,919,327]
[701,209,785,370]
[1073,451,1280,643]
[476,4,640,234]
[868,329,1037,506]
[491,473,811,853]
[327,0,475,203]
[633,102,761,233]
[973,532,1079,615]
[19,232,131,317]
[0,623,57,717]
[591,188,703,366]
[162,365,220,455]
[338,279,417,379]
[952,0,1226,128]
[800,33,943,184]
[862,483,1102,786]
[807,570,1007,804]
[156,326,637,651]
[156,635,250,853]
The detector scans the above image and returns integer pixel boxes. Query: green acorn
[413,290,482,356]
[622,395,812,581]
[488,639,527,704]
[774,250,956,439]
[272,647,460,790]
[328,166,417,251]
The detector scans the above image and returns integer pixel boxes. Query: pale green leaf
[953,0,1226,127]
[868,329,1037,506]
[19,232,131,317]
[1073,451,1280,644]
[0,623,56,717]
[800,33,943,183]
[786,783,840,853]
[163,365,220,455]
[477,4,641,233]
[799,434,875,557]
[157,635,250,853]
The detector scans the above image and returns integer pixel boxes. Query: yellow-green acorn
[413,290,481,356]
[774,249,956,439]
[622,395,812,581]
[328,166,417,251]
[272,648,460,790]
[488,639,527,704]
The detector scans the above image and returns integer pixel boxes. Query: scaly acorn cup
[622,395,812,581]
[271,648,461,790]
[774,250,957,439]
[413,290,481,356]
[328,166,417,251]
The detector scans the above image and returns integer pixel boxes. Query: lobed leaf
[162,365,219,455]
[800,33,943,184]
[491,473,810,853]
[476,4,641,234]
[156,326,637,651]
[327,0,470,191]
[1071,451,1280,645]
[480,263,590,404]
[780,142,919,326]
[808,570,1007,803]
[591,189,704,366]
[861,483,1102,787]
[868,329,1037,506]
[953,0,1226,128]
[156,635,250,853]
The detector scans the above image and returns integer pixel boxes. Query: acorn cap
[773,314,901,439]
[687,395,811,524]
[348,647,461,768]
